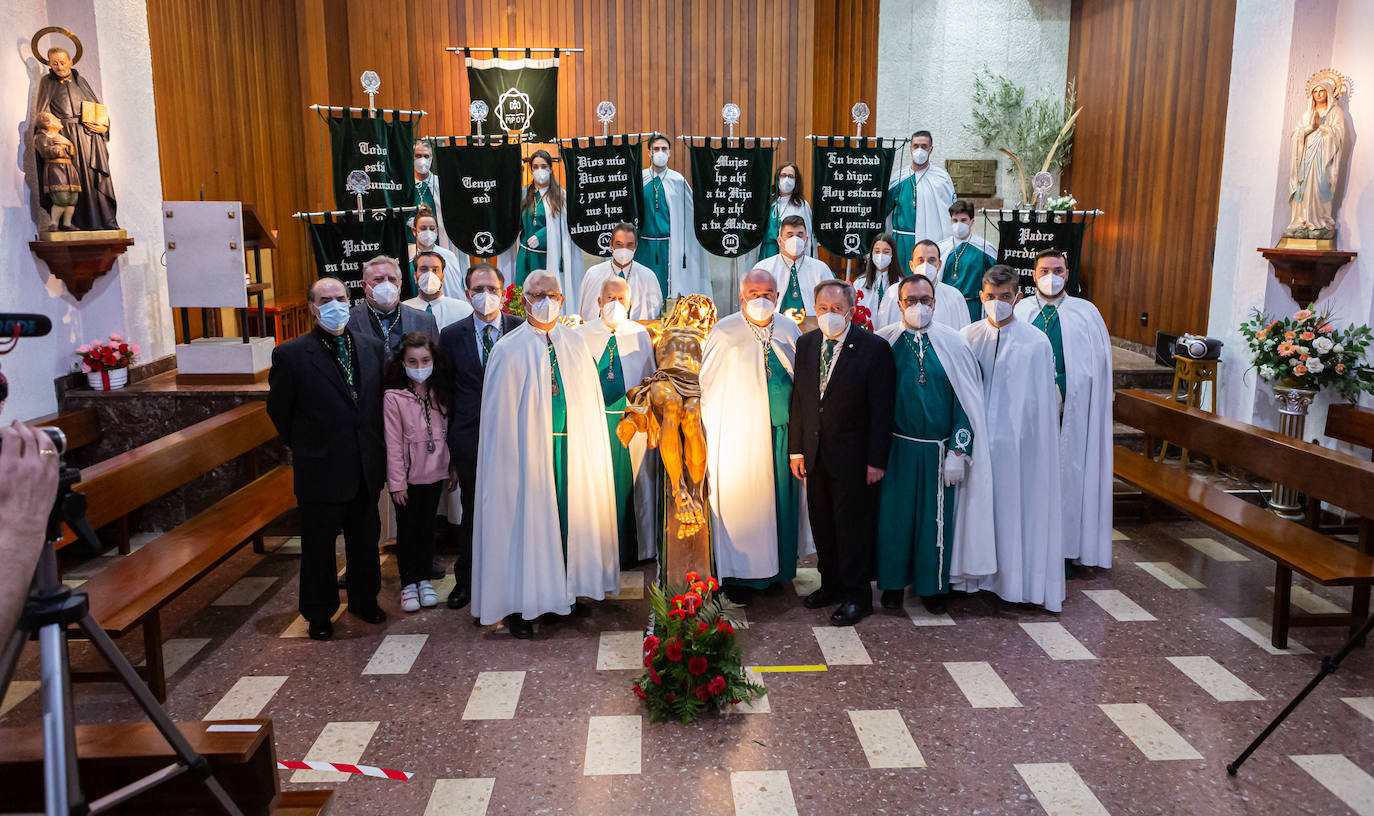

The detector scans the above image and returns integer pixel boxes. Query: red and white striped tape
[276,760,413,780]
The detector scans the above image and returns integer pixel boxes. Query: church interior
[1,1,1373,814]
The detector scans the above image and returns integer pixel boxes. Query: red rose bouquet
[502,283,527,317]
[634,571,764,723]
[853,289,874,332]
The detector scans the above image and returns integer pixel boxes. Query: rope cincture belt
[892,432,948,590]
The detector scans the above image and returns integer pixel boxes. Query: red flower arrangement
[854,289,874,332]
[633,571,765,724]
[76,333,138,373]
[502,283,527,317]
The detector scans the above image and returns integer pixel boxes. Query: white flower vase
[1268,385,1316,520]
[86,368,129,391]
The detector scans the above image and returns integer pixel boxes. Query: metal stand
[0,457,243,815]
[1227,613,1374,775]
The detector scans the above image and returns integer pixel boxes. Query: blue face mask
[316,299,350,332]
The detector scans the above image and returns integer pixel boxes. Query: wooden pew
[66,403,296,700]
[1307,403,1374,533]
[1113,389,1374,648]
[27,406,102,453]
[0,719,329,815]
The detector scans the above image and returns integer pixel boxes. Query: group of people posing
[267,188,1114,638]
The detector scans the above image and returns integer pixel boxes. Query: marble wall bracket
[1257,246,1357,307]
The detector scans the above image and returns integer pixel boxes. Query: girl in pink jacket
[383,333,456,612]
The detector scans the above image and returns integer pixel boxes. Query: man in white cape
[576,223,664,320]
[876,239,969,331]
[958,264,1065,612]
[875,274,996,613]
[642,134,711,299]
[885,130,956,265]
[1015,249,1113,570]
[577,277,658,564]
[700,267,804,606]
[937,200,999,324]
[753,215,834,316]
[472,270,619,637]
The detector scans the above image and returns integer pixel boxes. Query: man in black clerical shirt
[347,255,439,358]
[268,277,388,640]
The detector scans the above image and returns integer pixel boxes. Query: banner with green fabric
[558,137,645,256]
[306,213,414,302]
[327,113,417,211]
[688,142,774,257]
[433,138,524,258]
[810,139,897,258]
[996,213,1086,296]
[465,51,560,140]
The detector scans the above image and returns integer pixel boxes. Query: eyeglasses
[899,297,934,307]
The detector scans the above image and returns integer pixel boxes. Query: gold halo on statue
[31,26,83,66]
[1304,68,1351,101]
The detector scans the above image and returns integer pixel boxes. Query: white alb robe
[754,253,835,315]
[887,165,957,245]
[402,295,473,331]
[878,322,997,580]
[576,260,665,321]
[515,188,586,298]
[700,312,803,580]
[578,317,659,560]
[642,167,711,297]
[876,280,969,332]
[1015,294,1114,568]
[958,317,1064,611]
[471,322,619,624]
[744,197,816,267]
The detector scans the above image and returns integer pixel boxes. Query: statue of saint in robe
[1283,70,1349,242]
[31,42,119,231]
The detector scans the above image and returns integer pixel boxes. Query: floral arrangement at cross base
[1239,305,1374,401]
[634,571,765,724]
[76,333,139,391]
[502,283,527,318]
[1047,193,1078,212]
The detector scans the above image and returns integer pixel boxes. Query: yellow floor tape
[750,664,828,673]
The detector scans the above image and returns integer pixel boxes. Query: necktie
[332,334,354,389]
[426,303,434,314]
[820,337,838,387]
[482,324,495,366]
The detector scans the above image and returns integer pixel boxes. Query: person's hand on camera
[0,421,60,541]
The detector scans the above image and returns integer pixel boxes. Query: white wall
[0,0,171,422]
[1207,0,1374,443]
[876,0,1071,203]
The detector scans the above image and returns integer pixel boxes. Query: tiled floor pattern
[4,522,1373,814]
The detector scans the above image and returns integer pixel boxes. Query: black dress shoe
[430,560,446,580]
[803,587,842,610]
[307,620,333,641]
[571,601,592,617]
[723,585,754,607]
[830,600,873,626]
[447,586,470,609]
[348,604,387,624]
[880,589,905,610]
[506,615,533,639]
[920,594,948,615]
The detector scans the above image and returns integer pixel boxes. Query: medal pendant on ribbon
[552,383,560,397]
[607,369,615,381]
[918,372,926,386]
[426,441,435,453]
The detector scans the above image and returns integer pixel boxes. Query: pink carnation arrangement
[76,333,139,373]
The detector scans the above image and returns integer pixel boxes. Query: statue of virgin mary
[1283,69,1350,241]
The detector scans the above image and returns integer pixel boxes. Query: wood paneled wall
[1063,0,1236,345]
[146,0,878,304]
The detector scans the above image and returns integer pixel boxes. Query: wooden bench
[66,403,296,700]
[1307,403,1374,531]
[1113,389,1374,648]
[27,405,102,454]
[0,718,331,815]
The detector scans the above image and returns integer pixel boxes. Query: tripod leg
[38,621,85,815]
[74,613,244,816]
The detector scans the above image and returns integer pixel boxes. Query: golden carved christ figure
[616,295,718,578]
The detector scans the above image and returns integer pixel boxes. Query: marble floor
[5,521,1374,815]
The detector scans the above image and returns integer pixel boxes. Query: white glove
[942,452,966,487]
[527,234,540,249]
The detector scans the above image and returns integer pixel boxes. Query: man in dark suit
[788,279,897,625]
[438,261,524,610]
[347,255,439,358]
[268,276,388,640]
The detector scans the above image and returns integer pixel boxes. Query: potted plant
[76,333,138,390]
[1240,306,1373,408]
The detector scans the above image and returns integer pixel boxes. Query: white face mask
[370,281,400,310]
[611,247,634,266]
[903,303,933,329]
[914,261,937,281]
[912,147,931,166]
[817,311,848,338]
[532,168,551,185]
[871,251,891,271]
[783,235,807,258]
[777,176,796,195]
[417,229,438,247]
[952,221,971,240]
[1037,272,1067,297]
[405,365,433,382]
[744,296,776,323]
[651,150,670,168]
[471,291,501,316]
[601,301,628,328]
[418,271,443,295]
[315,299,350,333]
[414,157,431,175]
[984,299,1013,323]
[527,296,561,323]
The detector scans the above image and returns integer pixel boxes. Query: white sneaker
[400,584,420,613]
[418,580,438,608]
